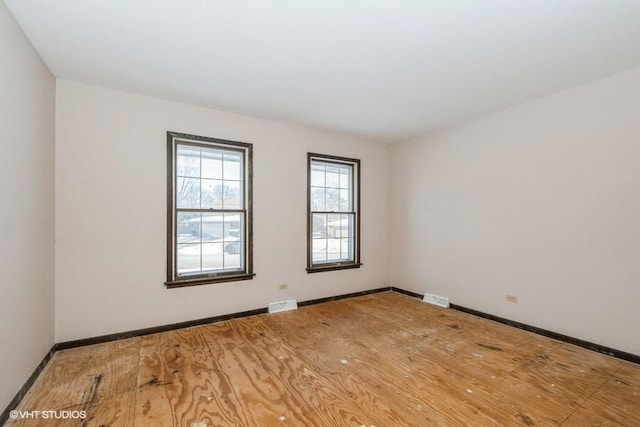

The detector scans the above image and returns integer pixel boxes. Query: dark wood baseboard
[0,346,56,426]
[449,303,640,365]
[390,286,423,299]
[298,287,390,307]
[55,307,269,351]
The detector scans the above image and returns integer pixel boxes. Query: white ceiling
[6,0,640,142]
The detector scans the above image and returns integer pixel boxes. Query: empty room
[2,0,639,425]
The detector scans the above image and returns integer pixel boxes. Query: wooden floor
[6,292,640,426]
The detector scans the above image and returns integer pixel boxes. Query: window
[166,132,253,288]
[307,153,361,272]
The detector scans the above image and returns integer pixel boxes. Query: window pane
[341,238,352,259]
[202,242,224,271]
[339,167,351,189]
[326,166,339,188]
[223,242,243,269]
[312,239,327,262]
[327,214,341,237]
[177,146,200,177]
[223,212,243,240]
[339,189,351,211]
[326,238,341,260]
[201,149,223,179]
[201,179,223,209]
[310,187,325,211]
[312,213,328,238]
[326,188,340,212]
[342,214,354,238]
[176,177,200,208]
[311,164,325,187]
[223,181,242,209]
[223,152,242,180]
[223,212,244,269]
[177,243,201,275]
[177,212,201,243]
[201,213,224,241]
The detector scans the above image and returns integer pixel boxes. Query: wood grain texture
[571,360,640,426]
[4,291,639,426]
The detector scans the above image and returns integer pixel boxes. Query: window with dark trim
[307,153,361,273]
[166,131,253,288]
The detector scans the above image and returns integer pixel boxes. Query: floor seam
[557,363,623,425]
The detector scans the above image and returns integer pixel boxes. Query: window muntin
[307,153,361,272]
[167,132,253,287]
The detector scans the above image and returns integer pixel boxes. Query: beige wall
[390,68,640,355]
[0,1,55,411]
[55,80,390,342]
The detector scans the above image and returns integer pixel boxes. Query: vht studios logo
[10,410,87,420]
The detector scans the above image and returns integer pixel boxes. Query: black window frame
[307,152,362,273]
[166,131,254,288]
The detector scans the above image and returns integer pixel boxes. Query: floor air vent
[422,293,450,308]
[268,299,298,314]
